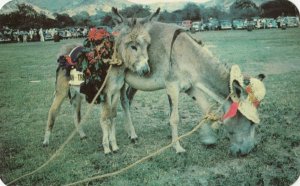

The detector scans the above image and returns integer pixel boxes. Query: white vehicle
[191,21,201,32]
[286,16,299,27]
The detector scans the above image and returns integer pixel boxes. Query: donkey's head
[223,65,266,156]
[112,7,160,76]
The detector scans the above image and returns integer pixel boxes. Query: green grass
[1,28,300,186]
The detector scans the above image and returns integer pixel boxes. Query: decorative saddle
[57,28,115,104]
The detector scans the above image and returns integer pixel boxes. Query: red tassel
[223,102,239,120]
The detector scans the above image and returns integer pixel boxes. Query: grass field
[1,28,300,186]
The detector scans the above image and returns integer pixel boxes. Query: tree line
[0,0,297,30]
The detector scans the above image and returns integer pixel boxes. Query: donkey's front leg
[108,93,121,152]
[189,89,217,145]
[100,102,112,154]
[166,82,186,153]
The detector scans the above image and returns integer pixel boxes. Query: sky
[0,0,11,9]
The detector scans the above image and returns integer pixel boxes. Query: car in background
[191,21,201,32]
[245,20,256,31]
[44,33,53,41]
[207,18,219,30]
[266,18,278,28]
[219,20,232,30]
[286,16,299,27]
[232,19,244,29]
[181,20,192,30]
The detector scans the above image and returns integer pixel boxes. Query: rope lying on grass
[64,118,208,186]
[7,65,113,186]
[64,98,229,186]
[8,64,229,185]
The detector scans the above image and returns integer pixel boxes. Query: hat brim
[238,99,260,124]
[230,65,261,124]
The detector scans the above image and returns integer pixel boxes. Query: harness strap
[169,29,203,68]
[169,28,185,67]
[66,46,85,65]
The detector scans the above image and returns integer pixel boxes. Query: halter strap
[169,28,204,68]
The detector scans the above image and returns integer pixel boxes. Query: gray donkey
[43,8,160,154]
[113,9,266,156]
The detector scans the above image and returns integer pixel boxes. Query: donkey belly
[125,71,165,91]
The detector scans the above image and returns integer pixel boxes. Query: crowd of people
[0,26,89,43]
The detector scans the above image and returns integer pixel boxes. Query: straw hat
[229,65,266,123]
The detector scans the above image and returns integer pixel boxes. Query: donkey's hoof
[112,149,119,153]
[42,140,49,147]
[104,151,112,156]
[104,150,112,155]
[175,146,186,153]
[80,136,87,140]
[200,136,217,146]
[130,138,138,144]
[103,146,112,155]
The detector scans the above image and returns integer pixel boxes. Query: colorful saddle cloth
[57,28,115,104]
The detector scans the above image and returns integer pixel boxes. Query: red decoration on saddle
[64,55,76,66]
[223,102,239,120]
[88,28,110,41]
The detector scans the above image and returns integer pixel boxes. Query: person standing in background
[39,28,44,42]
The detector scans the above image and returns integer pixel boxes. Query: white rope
[7,65,113,186]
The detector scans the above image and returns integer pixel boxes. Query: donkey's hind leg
[43,92,66,146]
[126,86,138,106]
[70,92,86,139]
[121,85,138,143]
[43,68,69,146]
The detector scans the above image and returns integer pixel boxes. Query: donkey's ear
[130,17,137,27]
[111,7,127,24]
[140,7,160,24]
[257,74,266,81]
[149,7,160,21]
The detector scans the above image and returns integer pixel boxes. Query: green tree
[120,5,151,18]
[72,11,91,26]
[54,13,75,27]
[182,3,201,21]
[230,0,259,19]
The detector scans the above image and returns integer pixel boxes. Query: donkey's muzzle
[229,139,255,156]
[140,65,150,76]
[136,60,150,76]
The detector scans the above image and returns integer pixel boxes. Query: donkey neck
[191,40,231,101]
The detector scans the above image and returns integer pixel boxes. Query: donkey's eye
[131,46,137,51]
